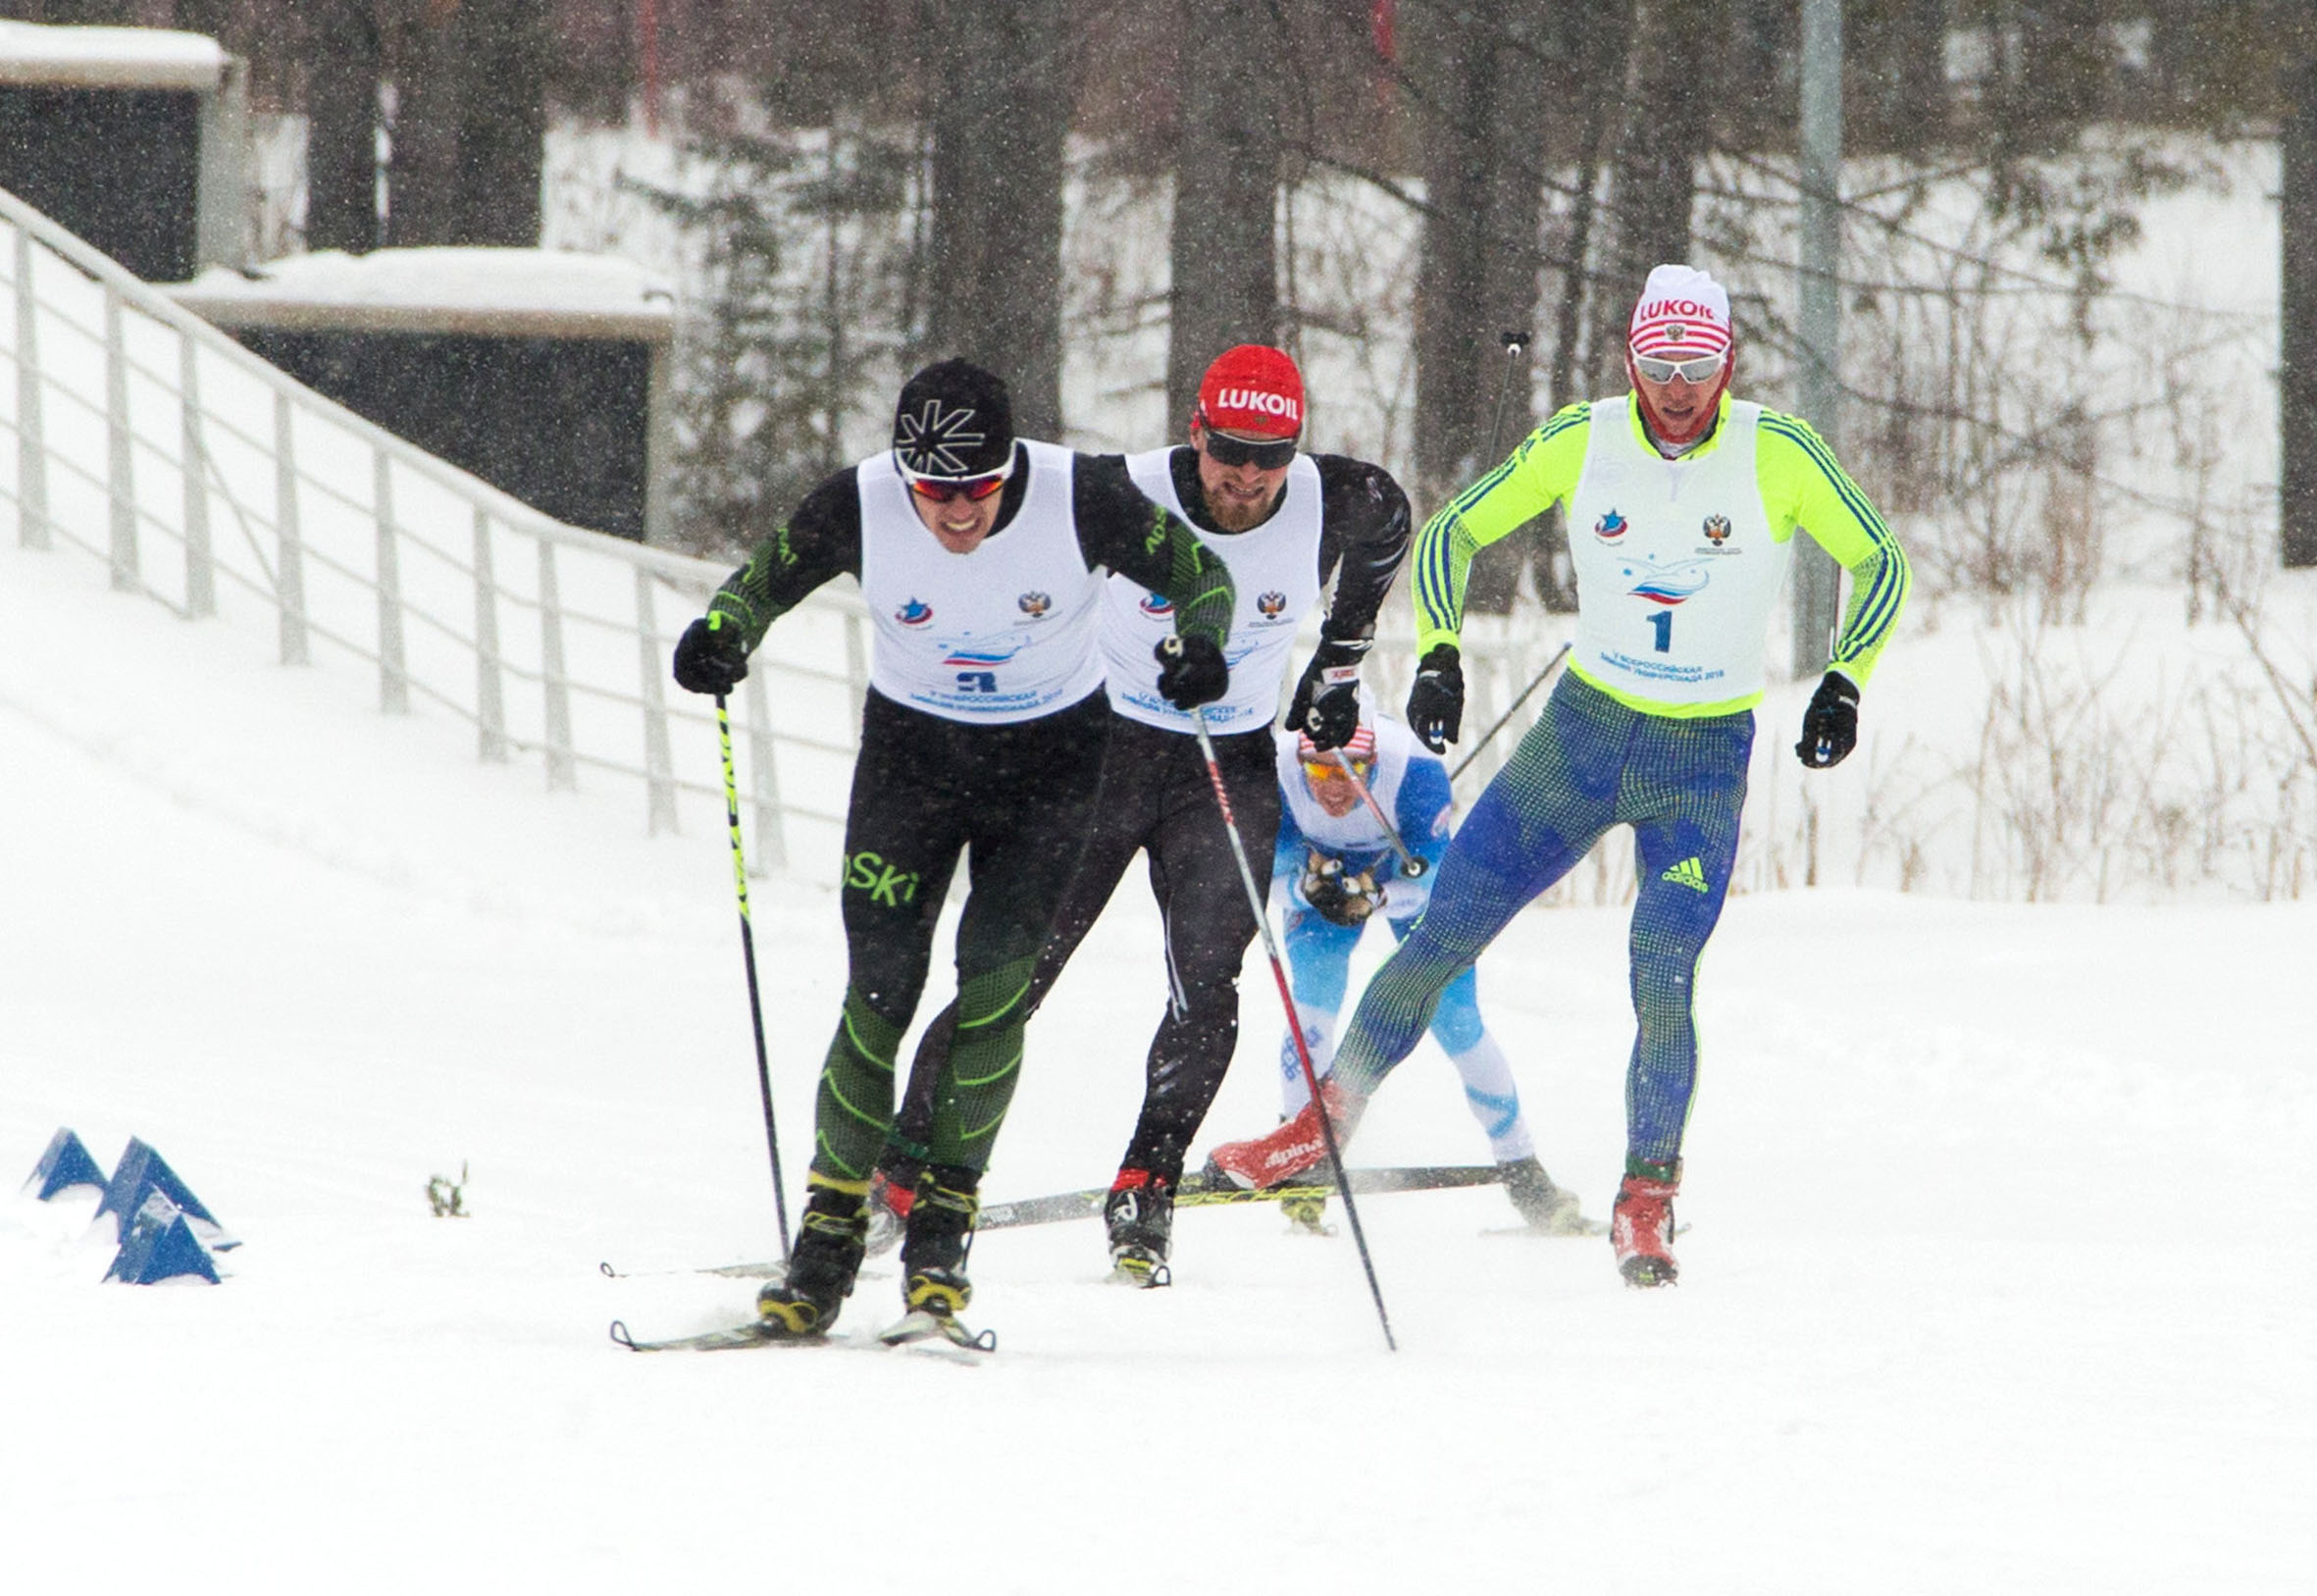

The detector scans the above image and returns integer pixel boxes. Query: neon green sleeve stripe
[1413,403,1591,653]
[1756,412,1912,686]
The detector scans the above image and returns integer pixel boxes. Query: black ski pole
[1441,330,1560,784]
[1329,747,1426,879]
[1180,688,1397,1352]
[1448,641,1572,783]
[716,693,791,1262]
[1488,329,1532,462]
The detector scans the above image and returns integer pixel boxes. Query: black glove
[673,611,749,695]
[1155,633,1229,710]
[1795,670,1860,768]
[1406,644,1465,752]
[1284,636,1368,750]
[1300,851,1380,927]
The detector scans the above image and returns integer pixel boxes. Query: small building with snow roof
[170,248,677,543]
[0,20,246,283]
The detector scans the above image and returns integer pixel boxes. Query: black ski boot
[1104,1168,1174,1287]
[1502,1157,1591,1235]
[900,1166,980,1319]
[756,1179,868,1336]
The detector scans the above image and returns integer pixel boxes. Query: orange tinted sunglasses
[907,473,1009,504]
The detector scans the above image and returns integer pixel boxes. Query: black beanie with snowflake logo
[892,359,1015,480]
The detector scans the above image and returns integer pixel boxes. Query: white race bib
[1565,398,1791,710]
[1102,446,1323,734]
[857,440,1106,723]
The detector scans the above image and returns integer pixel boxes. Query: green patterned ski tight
[805,690,1109,1183]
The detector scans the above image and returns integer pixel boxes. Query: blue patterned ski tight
[1329,671,1753,1166]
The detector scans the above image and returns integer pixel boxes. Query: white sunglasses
[1632,351,1727,385]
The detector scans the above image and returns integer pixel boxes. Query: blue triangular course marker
[24,1127,110,1201]
[105,1193,222,1285]
[94,1139,237,1250]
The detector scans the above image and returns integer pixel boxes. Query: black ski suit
[702,446,1236,1182]
[887,448,1410,1184]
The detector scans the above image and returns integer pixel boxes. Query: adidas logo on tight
[1661,856,1709,893]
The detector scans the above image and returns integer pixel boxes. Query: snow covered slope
[5,502,2312,1590]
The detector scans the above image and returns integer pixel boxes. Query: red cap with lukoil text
[1197,344,1305,438]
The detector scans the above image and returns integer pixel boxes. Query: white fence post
[180,332,214,617]
[0,182,873,870]
[274,391,309,665]
[374,449,409,713]
[635,567,678,833]
[744,669,786,873]
[472,507,508,762]
[538,539,577,791]
[14,227,47,550]
[104,285,136,590]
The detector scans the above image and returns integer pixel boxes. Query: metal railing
[0,182,1564,878]
[0,182,872,871]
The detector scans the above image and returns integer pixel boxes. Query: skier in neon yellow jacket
[1208,264,1910,1286]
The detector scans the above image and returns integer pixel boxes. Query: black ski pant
[803,688,1110,1186]
[889,712,1281,1185]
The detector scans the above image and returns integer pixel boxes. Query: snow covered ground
[4,498,2313,1590]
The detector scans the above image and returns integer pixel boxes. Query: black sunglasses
[1201,431,1297,470]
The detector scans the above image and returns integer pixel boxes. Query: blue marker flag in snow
[24,1126,110,1201]
[104,1193,222,1286]
[94,1139,237,1249]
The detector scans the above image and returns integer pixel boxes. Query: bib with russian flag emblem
[856,439,1106,723]
[1566,397,1789,712]
[1102,446,1322,734]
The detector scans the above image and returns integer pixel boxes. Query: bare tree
[2285,19,2317,566]
[924,0,1071,438]
[385,0,548,249]
[305,0,383,254]
[1166,0,1282,427]
[1407,0,1553,611]
[1589,0,1725,392]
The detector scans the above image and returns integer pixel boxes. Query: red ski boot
[1206,1078,1367,1190]
[1611,1166,1680,1288]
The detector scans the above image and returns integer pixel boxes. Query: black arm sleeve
[705,472,864,652]
[1070,453,1236,646]
[1311,454,1412,643]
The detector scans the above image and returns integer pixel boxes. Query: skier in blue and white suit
[1269,715,1589,1233]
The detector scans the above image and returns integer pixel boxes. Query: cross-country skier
[670,359,1237,1338]
[872,345,1413,1285]
[1207,265,1912,1287]
[1268,715,1593,1236]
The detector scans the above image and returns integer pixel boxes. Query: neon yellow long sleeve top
[1414,395,1910,707]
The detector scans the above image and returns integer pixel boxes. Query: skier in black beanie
[670,359,1237,1343]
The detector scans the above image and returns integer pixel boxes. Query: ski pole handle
[1487,330,1532,461]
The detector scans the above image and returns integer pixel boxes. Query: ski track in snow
[4,539,2314,1591]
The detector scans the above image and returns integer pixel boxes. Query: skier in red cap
[873,343,1416,1286]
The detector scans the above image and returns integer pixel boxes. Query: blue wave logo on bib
[943,643,1019,667]
[897,597,934,627]
[1140,593,1174,618]
[1620,556,1714,605]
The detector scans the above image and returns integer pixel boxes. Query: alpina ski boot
[755,1178,869,1335]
